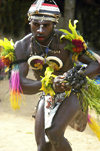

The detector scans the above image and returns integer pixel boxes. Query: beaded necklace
[28,34,63,70]
[30,35,54,58]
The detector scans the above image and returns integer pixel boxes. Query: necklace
[35,37,53,48]
[30,34,55,58]
[28,34,63,70]
[35,36,54,57]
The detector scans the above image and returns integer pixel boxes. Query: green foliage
[40,67,56,96]
[41,66,100,114]
[0,38,14,55]
[79,77,100,114]
[0,37,15,63]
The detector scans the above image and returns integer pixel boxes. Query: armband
[59,19,100,64]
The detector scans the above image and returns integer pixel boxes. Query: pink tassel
[9,65,23,109]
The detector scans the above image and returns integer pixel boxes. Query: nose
[37,25,44,34]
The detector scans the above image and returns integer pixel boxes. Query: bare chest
[27,35,73,78]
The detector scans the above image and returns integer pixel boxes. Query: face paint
[37,24,44,33]
[31,20,54,44]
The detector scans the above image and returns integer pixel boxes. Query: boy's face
[30,19,54,44]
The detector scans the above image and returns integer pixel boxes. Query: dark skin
[15,19,100,151]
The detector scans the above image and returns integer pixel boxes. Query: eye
[43,24,50,28]
[32,22,39,27]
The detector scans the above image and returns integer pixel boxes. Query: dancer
[1,0,100,150]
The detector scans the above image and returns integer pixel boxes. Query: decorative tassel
[9,65,24,110]
[88,114,100,141]
[87,49,100,64]
[0,37,25,109]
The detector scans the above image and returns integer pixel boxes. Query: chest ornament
[28,55,63,71]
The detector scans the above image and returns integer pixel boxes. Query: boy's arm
[14,40,42,95]
[78,52,100,78]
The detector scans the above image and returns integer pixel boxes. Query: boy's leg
[35,98,53,151]
[45,93,81,151]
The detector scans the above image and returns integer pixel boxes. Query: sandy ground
[0,75,100,151]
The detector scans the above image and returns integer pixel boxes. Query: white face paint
[37,24,44,33]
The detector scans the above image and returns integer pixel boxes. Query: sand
[0,77,100,151]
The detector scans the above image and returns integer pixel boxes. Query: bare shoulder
[14,33,32,60]
[54,29,65,38]
[54,29,70,45]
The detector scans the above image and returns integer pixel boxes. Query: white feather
[35,0,45,11]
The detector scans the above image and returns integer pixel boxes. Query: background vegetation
[0,0,100,51]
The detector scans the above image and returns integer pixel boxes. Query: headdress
[28,0,60,23]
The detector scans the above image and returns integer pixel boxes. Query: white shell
[46,56,63,69]
[28,55,44,70]
[28,55,63,70]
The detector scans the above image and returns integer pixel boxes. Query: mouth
[36,36,45,41]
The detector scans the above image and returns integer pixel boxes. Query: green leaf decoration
[0,37,15,63]
[79,77,100,114]
[69,19,78,38]
[40,67,56,96]
[60,19,79,41]
[60,29,73,40]
[0,38,14,55]
[64,43,74,52]
[41,66,100,114]
[60,34,73,41]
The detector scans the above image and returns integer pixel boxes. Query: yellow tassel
[72,53,79,62]
[88,114,100,141]
[10,91,20,110]
[10,91,25,110]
